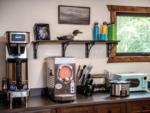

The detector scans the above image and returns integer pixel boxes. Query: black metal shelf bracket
[33,42,39,59]
[61,41,70,57]
[85,42,95,58]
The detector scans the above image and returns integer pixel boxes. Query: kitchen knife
[82,65,93,85]
[79,65,86,83]
[76,65,81,78]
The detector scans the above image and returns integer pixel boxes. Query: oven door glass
[126,78,140,87]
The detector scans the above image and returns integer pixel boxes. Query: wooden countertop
[1,92,150,113]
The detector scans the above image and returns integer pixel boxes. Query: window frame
[107,5,150,63]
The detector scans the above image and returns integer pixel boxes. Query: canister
[110,80,130,97]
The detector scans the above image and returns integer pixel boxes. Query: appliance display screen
[12,34,25,41]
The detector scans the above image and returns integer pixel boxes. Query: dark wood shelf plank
[32,40,119,59]
[32,40,119,44]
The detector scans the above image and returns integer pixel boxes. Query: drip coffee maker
[5,31,30,109]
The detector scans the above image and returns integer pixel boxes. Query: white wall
[0,0,150,88]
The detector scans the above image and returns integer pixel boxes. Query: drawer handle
[108,110,112,113]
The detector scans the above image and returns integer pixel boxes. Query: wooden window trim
[107,5,150,63]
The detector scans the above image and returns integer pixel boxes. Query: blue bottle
[93,22,99,41]
[100,33,106,41]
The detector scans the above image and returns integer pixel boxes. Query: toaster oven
[112,73,148,92]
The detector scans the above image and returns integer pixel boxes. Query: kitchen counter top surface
[1,91,150,113]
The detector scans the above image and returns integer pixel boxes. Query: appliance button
[55,83,62,89]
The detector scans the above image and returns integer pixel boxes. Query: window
[117,13,150,55]
[107,5,150,62]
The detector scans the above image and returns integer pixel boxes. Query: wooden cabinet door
[95,103,126,113]
[23,109,56,113]
[127,100,150,113]
[57,106,95,113]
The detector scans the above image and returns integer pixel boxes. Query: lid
[94,22,98,24]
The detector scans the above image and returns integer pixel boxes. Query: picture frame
[58,5,90,25]
[34,23,50,40]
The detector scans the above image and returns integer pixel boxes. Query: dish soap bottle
[93,22,99,41]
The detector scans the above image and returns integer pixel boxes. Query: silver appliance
[46,57,76,102]
[5,31,30,109]
[110,80,130,97]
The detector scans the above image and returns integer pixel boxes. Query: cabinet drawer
[57,106,95,113]
[127,100,150,113]
[95,103,126,113]
[23,109,56,113]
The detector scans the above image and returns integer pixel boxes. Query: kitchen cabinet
[23,109,56,113]
[127,100,150,113]
[57,103,126,113]
[32,40,119,59]
[57,106,95,113]
[27,111,54,113]
[95,103,126,113]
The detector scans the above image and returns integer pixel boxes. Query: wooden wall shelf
[32,40,119,59]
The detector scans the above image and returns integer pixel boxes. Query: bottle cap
[94,22,98,24]
[103,21,107,25]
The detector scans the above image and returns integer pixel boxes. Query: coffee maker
[5,31,30,109]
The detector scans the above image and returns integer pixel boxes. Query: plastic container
[93,22,99,41]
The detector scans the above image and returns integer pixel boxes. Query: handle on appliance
[142,77,146,88]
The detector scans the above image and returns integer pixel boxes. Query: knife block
[77,85,95,96]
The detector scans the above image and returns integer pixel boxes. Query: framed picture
[58,5,90,25]
[34,23,50,40]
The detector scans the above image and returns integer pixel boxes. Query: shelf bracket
[33,42,39,59]
[85,42,95,58]
[61,41,70,57]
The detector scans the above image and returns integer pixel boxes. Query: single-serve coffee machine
[5,31,30,109]
[46,57,76,102]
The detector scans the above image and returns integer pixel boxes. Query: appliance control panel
[70,81,75,93]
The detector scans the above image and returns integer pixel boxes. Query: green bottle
[110,23,117,41]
